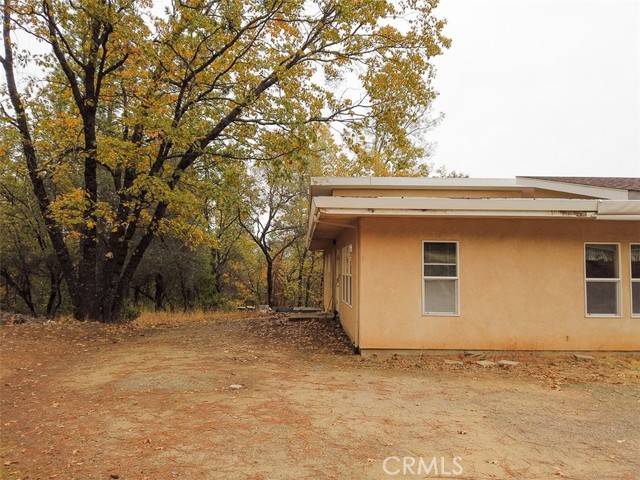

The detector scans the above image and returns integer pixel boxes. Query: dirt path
[1,314,639,479]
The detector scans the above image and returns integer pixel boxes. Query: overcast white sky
[428,0,640,178]
[8,0,639,178]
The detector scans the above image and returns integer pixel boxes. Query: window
[632,245,640,317]
[585,244,620,316]
[341,244,352,306]
[423,242,458,315]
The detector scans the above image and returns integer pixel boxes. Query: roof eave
[309,176,522,198]
[307,197,640,248]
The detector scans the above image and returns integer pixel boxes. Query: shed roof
[521,176,640,192]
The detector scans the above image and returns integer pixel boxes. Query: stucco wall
[335,225,359,344]
[358,217,640,351]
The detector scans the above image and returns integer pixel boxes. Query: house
[306,176,640,353]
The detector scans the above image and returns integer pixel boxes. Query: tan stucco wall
[334,225,359,344]
[358,217,640,351]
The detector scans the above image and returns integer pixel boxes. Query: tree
[191,159,248,309]
[129,235,210,312]
[342,106,445,176]
[432,165,469,178]
[1,0,449,321]
[277,236,322,308]
[237,162,307,307]
[0,156,64,316]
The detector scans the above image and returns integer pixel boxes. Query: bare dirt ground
[1,312,639,480]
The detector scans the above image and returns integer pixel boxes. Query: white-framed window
[585,243,621,317]
[631,244,640,317]
[341,244,352,306]
[423,241,459,316]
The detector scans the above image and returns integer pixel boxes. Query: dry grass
[133,308,264,327]
[45,309,264,328]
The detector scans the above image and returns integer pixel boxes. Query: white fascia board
[319,208,598,218]
[516,177,629,200]
[597,200,640,215]
[312,196,601,212]
[595,200,640,220]
[310,176,520,197]
[310,176,517,188]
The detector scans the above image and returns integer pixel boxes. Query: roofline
[516,176,630,200]
[309,176,633,200]
[310,177,522,198]
[306,196,640,248]
[311,177,520,188]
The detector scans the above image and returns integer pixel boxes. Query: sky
[428,0,640,178]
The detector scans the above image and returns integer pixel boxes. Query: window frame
[631,244,640,318]
[341,244,353,307]
[422,240,460,317]
[584,242,622,318]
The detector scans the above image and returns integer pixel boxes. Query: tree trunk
[98,241,129,322]
[266,257,274,307]
[77,237,98,319]
[154,273,165,311]
[74,90,99,318]
[109,202,168,319]
[212,250,225,295]
[180,275,189,312]
[45,269,62,316]
[296,248,308,307]
[1,270,38,316]
[304,253,316,307]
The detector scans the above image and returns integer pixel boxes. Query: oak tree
[1,0,449,320]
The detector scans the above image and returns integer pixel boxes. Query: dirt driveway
[1,313,639,480]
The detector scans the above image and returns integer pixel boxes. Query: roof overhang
[310,176,523,198]
[310,176,634,200]
[307,197,640,250]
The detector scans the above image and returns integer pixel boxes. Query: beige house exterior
[307,176,640,353]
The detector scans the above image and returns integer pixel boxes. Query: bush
[119,302,141,322]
